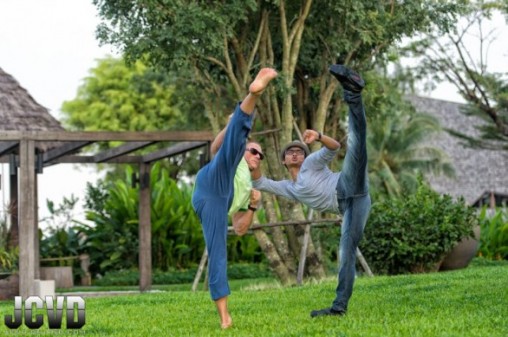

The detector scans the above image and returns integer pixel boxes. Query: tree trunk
[253,229,296,285]
[262,193,297,273]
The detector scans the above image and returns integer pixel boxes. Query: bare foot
[249,68,278,95]
[220,314,233,329]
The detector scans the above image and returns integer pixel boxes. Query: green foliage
[41,195,80,235]
[61,57,186,135]
[78,163,263,277]
[478,206,508,260]
[78,175,140,274]
[40,226,82,264]
[60,56,207,178]
[360,178,477,274]
[0,213,18,272]
[94,0,257,69]
[39,196,91,281]
[93,263,273,286]
[363,73,455,199]
[148,163,204,270]
[94,0,464,73]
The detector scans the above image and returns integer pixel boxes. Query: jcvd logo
[4,296,85,329]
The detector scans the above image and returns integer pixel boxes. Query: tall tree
[401,0,508,150]
[62,56,189,135]
[61,56,206,178]
[93,0,465,283]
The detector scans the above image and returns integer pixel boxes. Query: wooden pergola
[0,130,214,298]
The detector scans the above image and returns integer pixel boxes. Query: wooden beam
[43,141,93,164]
[94,141,155,163]
[0,141,19,157]
[0,130,214,142]
[138,163,152,292]
[142,141,208,163]
[19,139,36,298]
[37,155,143,165]
[248,219,340,230]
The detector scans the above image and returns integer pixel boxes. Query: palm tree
[367,105,455,198]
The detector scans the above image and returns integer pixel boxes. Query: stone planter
[439,226,481,271]
[0,273,19,300]
[40,266,74,288]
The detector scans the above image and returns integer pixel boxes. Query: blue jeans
[333,91,371,312]
[191,104,252,300]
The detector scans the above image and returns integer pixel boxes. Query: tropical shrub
[76,164,201,276]
[40,195,84,261]
[360,178,477,275]
[78,163,264,277]
[478,207,508,260]
[0,214,18,273]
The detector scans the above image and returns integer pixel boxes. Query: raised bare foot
[249,68,278,95]
[220,314,233,329]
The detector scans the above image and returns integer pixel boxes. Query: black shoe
[329,64,365,93]
[310,307,346,318]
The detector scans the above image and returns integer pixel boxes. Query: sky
[0,1,507,229]
[0,0,116,228]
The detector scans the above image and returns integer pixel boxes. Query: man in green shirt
[211,121,263,235]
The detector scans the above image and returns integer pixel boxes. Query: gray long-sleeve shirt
[252,147,341,214]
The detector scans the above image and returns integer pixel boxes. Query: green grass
[1,259,507,336]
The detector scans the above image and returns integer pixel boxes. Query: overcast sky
[0,0,115,227]
[0,1,507,228]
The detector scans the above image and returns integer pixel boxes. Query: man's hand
[250,189,261,208]
[232,189,261,236]
[302,129,341,150]
[303,129,320,144]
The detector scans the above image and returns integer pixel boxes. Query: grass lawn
[1,259,506,336]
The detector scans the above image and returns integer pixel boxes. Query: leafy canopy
[62,56,186,133]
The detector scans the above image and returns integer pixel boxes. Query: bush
[478,207,508,260]
[360,179,477,275]
[0,214,18,273]
[93,263,273,286]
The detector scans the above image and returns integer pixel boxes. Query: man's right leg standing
[332,91,371,313]
[192,67,278,328]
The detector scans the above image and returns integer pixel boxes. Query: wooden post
[356,248,374,277]
[489,191,496,209]
[34,173,40,279]
[297,209,314,285]
[192,249,208,292]
[19,139,36,298]
[139,163,152,292]
[8,156,18,250]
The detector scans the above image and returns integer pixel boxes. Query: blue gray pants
[191,105,252,300]
[334,91,371,312]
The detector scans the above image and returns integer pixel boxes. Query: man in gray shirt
[251,64,371,317]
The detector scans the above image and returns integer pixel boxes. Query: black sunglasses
[246,147,264,160]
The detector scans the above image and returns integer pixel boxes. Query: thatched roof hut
[0,66,64,151]
[408,95,508,206]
